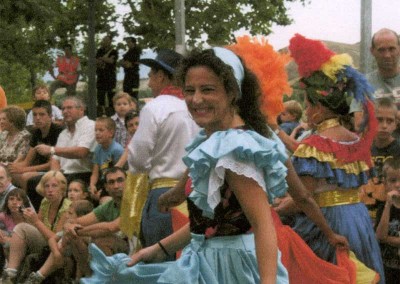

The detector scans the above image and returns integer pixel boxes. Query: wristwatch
[50,146,56,156]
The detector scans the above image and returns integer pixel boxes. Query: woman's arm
[227,170,277,284]
[23,207,56,240]
[282,160,349,249]
[157,169,189,212]
[127,224,191,267]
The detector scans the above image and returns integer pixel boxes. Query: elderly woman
[0,106,30,165]
[2,171,71,282]
[275,34,385,283]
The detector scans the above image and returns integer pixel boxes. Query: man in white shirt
[128,49,199,254]
[36,96,96,183]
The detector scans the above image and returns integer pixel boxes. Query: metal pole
[360,0,372,74]
[175,0,186,55]
[87,0,97,119]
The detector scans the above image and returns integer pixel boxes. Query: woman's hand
[327,233,349,250]
[158,187,186,213]
[22,207,39,224]
[127,244,167,267]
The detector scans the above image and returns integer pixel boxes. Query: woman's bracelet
[157,241,170,257]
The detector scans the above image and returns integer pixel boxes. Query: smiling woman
[0,106,30,165]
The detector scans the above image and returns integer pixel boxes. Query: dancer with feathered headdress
[276,33,384,284]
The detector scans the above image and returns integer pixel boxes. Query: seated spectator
[35,96,96,184]
[1,171,71,283]
[63,167,129,279]
[25,200,94,283]
[67,179,90,202]
[8,100,63,210]
[111,92,138,148]
[278,100,303,138]
[0,188,31,271]
[0,165,16,211]
[0,106,31,165]
[375,158,400,284]
[360,97,400,225]
[25,85,63,128]
[89,117,123,204]
[115,110,140,168]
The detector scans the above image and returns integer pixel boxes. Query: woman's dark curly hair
[175,49,271,138]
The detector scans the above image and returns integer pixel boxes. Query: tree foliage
[0,0,117,104]
[121,0,307,49]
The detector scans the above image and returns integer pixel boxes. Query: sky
[118,0,400,79]
[46,0,399,81]
[265,0,400,49]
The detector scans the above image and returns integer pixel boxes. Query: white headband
[213,47,244,98]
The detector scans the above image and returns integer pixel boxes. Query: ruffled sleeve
[292,135,372,188]
[183,129,288,218]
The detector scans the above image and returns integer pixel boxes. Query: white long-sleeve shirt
[128,95,199,182]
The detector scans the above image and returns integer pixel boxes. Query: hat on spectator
[139,49,183,74]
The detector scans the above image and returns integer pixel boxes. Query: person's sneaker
[2,268,17,284]
[23,272,44,284]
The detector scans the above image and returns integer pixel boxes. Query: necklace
[316,118,340,133]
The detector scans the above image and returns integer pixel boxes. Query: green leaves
[121,0,305,49]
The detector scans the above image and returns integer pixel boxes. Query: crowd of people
[0,28,398,284]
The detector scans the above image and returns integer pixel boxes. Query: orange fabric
[57,56,79,85]
[272,211,353,284]
[0,86,7,109]
[170,207,189,258]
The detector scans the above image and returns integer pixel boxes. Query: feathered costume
[289,34,384,283]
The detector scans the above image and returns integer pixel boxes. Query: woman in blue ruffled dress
[81,41,354,284]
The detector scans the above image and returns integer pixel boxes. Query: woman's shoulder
[185,128,287,165]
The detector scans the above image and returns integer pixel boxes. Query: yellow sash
[120,173,149,239]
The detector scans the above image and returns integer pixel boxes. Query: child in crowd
[67,179,89,202]
[111,92,137,147]
[115,110,140,168]
[89,117,124,204]
[278,100,303,137]
[26,85,63,127]
[0,188,31,270]
[361,97,400,224]
[25,200,94,283]
[375,158,400,284]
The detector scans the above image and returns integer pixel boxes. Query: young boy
[89,117,124,203]
[115,110,140,168]
[278,100,303,137]
[25,200,94,283]
[375,157,400,284]
[8,100,64,210]
[361,97,400,224]
[111,92,137,148]
[26,85,63,127]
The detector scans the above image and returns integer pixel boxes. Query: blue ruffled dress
[81,128,289,284]
[291,136,385,284]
